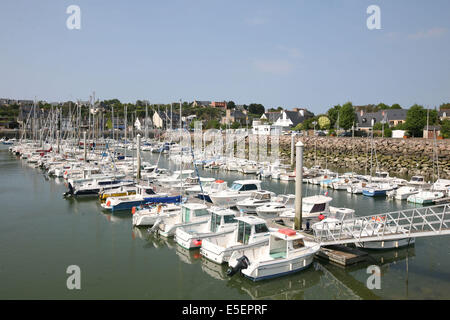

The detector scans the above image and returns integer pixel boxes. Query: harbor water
[1,146,449,299]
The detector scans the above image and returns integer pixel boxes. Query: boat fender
[318,214,325,221]
[131,207,136,214]
[226,255,250,277]
[106,201,111,207]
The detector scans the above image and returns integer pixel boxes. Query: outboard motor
[226,255,250,277]
[63,183,74,197]
[148,218,162,234]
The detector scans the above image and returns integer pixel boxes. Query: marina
[1,132,450,299]
[1,1,450,304]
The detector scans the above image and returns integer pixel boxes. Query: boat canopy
[234,215,266,225]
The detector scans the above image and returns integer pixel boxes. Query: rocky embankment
[279,136,450,179]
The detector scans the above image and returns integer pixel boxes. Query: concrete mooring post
[136,134,141,181]
[290,132,295,166]
[295,141,304,230]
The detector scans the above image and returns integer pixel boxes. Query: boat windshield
[303,202,327,213]
[210,213,221,233]
[254,223,269,233]
[285,197,295,207]
[223,214,236,224]
[411,176,423,182]
[237,221,251,244]
[230,183,243,191]
[194,208,209,217]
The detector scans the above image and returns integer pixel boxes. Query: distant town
[1,97,450,139]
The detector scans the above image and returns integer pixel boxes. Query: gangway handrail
[313,203,450,245]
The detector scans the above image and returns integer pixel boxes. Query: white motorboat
[200,216,274,264]
[279,195,355,222]
[255,194,296,219]
[175,207,240,249]
[239,164,259,174]
[332,178,360,190]
[407,191,444,204]
[227,228,320,281]
[172,177,215,193]
[156,170,195,187]
[209,180,262,207]
[132,203,181,227]
[142,167,170,182]
[157,203,211,237]
[387,186,419,200]
[235,191,275,214]
[189,179,229,202]
[407,176,429,188]
[185,178,218,197]
[279,172,296,181]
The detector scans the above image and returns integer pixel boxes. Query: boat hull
[243,255,315,281]
[356,238,415,250]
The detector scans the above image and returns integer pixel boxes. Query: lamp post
[312,121,317,136]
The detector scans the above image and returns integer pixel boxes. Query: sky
[0,0,449,114]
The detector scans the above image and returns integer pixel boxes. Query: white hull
[356,237,415,249]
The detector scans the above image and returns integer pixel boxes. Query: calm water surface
[0,147,449,299]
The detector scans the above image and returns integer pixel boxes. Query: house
[260,108,313,129]
[152,111,180,129]
[439,110,450,121]
[356,109,407,131]
[192,100,212,107]
[221,108,247,125]
[423,125,441,139]
[211,101,227,109]
[383,109,407,127]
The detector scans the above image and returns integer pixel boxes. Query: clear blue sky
[1,0,449,114]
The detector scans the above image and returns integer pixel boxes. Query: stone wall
[279,136,450,179]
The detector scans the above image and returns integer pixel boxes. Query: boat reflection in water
[175,245,203,265]
[228,263,323,300]
[201,246,416,300]
[101,211,131,224]
[132,227,177,250]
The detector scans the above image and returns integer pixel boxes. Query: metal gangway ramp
[313,203,450,246]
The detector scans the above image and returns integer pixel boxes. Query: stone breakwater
[279,136,450,179]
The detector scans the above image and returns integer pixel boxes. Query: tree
[205,119,220,129]
[106,118,113,130]
[327,105,341,127]
[231,121,240,129]
[300,116,318,130]
[226,101,236,110]
[390,103,402,109]
[405,104,426,137]
[248,103,265,116]
[441,119,450,138]
[338,102,356,130]
[318,116,331,130]
[373,122,383,130]
[377,103,390,110]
